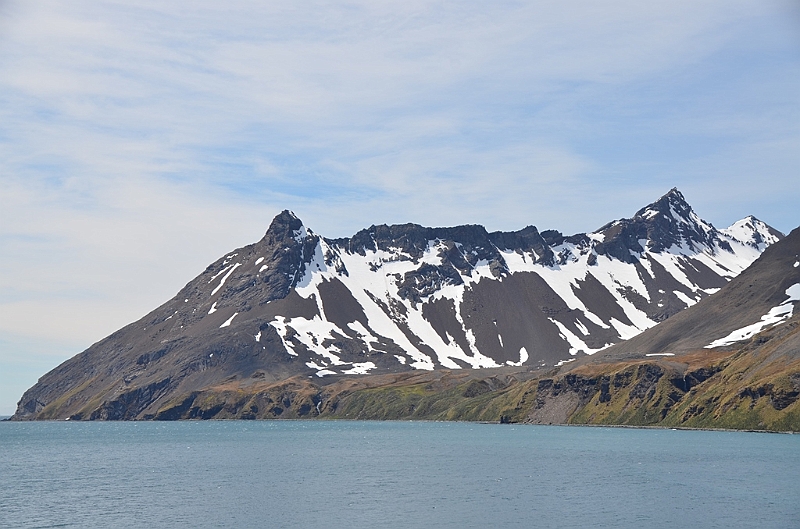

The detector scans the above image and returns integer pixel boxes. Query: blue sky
[1,1,798,415]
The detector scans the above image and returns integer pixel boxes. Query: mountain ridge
[138,224,800,429]
[11,188,784,421]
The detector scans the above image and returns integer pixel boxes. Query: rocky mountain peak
[262,210,305,245]
[591,188,727,260]
[635,187,692,220]
[637,187,723,252]
[183,210,321,313]
[260,211,320,293]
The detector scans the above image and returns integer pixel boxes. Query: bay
[1,421,798,528]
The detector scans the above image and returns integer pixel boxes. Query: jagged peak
[592,189,696,236]
[634,187,695,223]
[262,209,307,242]
[587,188,724,260]
[726,215,777,232]
[271,209,302,226]
[722,215,784,250]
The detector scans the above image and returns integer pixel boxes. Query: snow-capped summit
[722,215,783,251]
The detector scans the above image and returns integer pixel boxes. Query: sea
[0,420,798,529]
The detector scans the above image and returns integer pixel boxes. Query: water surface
[1,421,797,528]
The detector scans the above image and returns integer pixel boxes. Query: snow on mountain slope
[223,188,782,376]
[588,225,800,360]
[704,283,800,348]
[721,216,783,251]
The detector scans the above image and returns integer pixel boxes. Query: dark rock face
[397,262,464,304]
[329,223,516,304]
[595,188,727,260]
[488,225,553,261]
[257,210,319,297]
[526,361,727,426]
[11,192,785,421]
[86,378,173,420]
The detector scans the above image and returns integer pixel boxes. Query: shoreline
[2,416,795,434]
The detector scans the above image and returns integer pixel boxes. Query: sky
[1,1,799,415]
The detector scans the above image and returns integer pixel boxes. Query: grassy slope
[37,317,800,432]
[145,318,800,431]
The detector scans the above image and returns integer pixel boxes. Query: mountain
[521,226,800,431]
[12,188,783,420]
[130,227,800,430]
[591,224,800,359]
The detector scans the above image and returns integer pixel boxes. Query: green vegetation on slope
[38,318,800,432]
[145,345,800,432]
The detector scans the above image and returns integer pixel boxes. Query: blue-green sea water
[1,421,798,528]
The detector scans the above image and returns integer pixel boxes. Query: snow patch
[705,283,800,348]
[281,315,348,366]
[506,347,529,367]
[549,318,605,355]
[673,290,697,308]
[209,265,232,283]
[220,313,238,328]
[211,263,241,296]
[341,362,377,375]
[645,353,675,357]
[270,319,298,356]
[208,302,218,314]
[642,208,659,220]
[788,283,800,300]
[293,226,308,244]
[607,317,646,341]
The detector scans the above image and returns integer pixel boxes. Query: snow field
[705,283,800,348]
[199,213,776,374]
